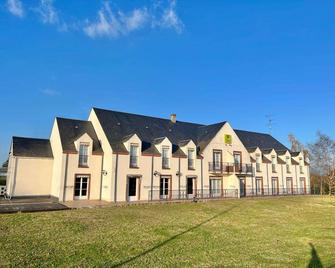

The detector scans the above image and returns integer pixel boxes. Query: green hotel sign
[224,134,232,145]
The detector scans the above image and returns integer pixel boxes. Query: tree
[308,132,335,195]
[288,133,304,152]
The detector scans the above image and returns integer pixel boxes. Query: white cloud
[6,0,24,18]
[37,0,59,24]
[84,2,150,38]
[84,0,183,39]
[41,88,60,96]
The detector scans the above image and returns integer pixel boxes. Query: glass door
[286,178,293,194]
[160,177,170,200]
[128,177,137,202]
[271,178,279,195]
[210,179,222,198]
[300,177,306,194]
[255,178,263,196]
[213,151,222,171]
[74,176,89,200]
[240,178,246,197]
[234,152,242,172]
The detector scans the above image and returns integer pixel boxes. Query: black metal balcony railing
[129,156,138,168]
[149,189,238,201]
[241,187,310,197]
[209,162,252,174]
[162,157,170,169]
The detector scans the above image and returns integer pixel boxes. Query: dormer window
[188,148,195,170]
[271,155,276,173]
[162,146,170,169]
[256,154,261,172]
[286,156,290,173]
[79,143,89,167]
[299,157,304,174]
[130,144,139,168]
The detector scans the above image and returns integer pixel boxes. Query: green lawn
[1,196,335,267]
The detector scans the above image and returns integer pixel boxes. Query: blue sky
[1,0,335,163]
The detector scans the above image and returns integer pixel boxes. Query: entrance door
[286,178,293,194]
[300,177,306,194]
[234,152,242,172]
[128,177,138,202]
[240,178,246,197]
[213,150,222,171]
[160,177,170,200]
[74,176,89,200]
[271,177,279,195]
[187,177,196,198]
[210,179,222,198]
[255,178,263,196]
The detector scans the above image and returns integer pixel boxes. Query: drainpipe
[251,162,254,195]
[201,158,204,198]
[150,155,154,201]
[12,157,18,197]
[114,154,119,203]
[281,164,284,192]
[62,153,69,202]
[178,157,181,199]
[295,165,298,191]
[266,163,269,195]
[99,155,104,200]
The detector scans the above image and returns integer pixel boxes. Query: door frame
[126,175,142,202]
[286,177,293,194]
[73,174,91,200]
[160,175,172,200]
[300,177,306,194]
[209,176,223,197]
[255,177,264,195]
[271,177,279,195]
[186,176,197,197]
[239,177,246,197]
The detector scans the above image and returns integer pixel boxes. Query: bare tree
[288,133,304,152]
[308,132,335,195]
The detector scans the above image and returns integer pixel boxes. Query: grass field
[1,196,334,267]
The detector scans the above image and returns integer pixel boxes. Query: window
[213,150,222,171]
[299,157,304,174]
[271,156,276,173]
[162,147,170,169]
[130,144,139,168]
[234,152,242,172]
[256,154,261,172]
[188,149,195,169]
[79,143,89,167]
[286,156,290,173]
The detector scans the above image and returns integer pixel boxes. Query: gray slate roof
[56,118,103,154]
[234,130,289,152]
[93,108,226,155]
[93,108,288,156]
[12,137,53,158]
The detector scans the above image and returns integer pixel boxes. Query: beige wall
[9,157,53,197]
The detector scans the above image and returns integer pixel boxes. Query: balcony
[209,162,252,175]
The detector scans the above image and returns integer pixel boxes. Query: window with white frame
[256,154,261,172]
[299,157,304,174]
[162,146,170,169]
[271,155,276,173]
[286,156,290,173]
[188,148,195,169]
[79,143,89,167]
[130,144,139,168]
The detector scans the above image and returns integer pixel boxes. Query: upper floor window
[286,156,290,173]
[162,146,170,169]
[271,155,276,173]
[256,154,261,172]
[130,144,139,168]
[79,143,89,167]
[188,148,195,170]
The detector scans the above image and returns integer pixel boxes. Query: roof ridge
[13,136,50,141]
[56,117,89,123]
[93,107,206,126]
[234,129,272,136]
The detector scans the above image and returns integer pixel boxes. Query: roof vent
[145,126,149,129]
[75,125,79,129]
[170,114,176,123]
[117,122,121,126]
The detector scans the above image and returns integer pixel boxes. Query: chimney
[170,114,177,123]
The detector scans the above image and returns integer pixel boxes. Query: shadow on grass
[110,204,239,267]
[308,243,323,268]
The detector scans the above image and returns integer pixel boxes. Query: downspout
[295,165,298,191]
[251,162,254,195]
[114,153,119,203]
[281,164,284,192]
[201,158,204,198]
[178,157,181,199]
[150,155,154,201]
[99,154,104,200]
[62,153,69,202]
[266,163,270,195]
[12,157,18,196]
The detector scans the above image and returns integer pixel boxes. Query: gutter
[201,158,204,197]
[99,154,104,200]
[114,153,119,203]
[12,157,18,196]
[150,155,154,201]
[62,153,69,202]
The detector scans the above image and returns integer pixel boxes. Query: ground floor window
[210,178,222,197]
[74,175,89,200]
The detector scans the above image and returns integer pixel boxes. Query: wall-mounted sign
[224,134,232,145]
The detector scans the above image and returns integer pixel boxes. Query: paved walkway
[0,198,69,213]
